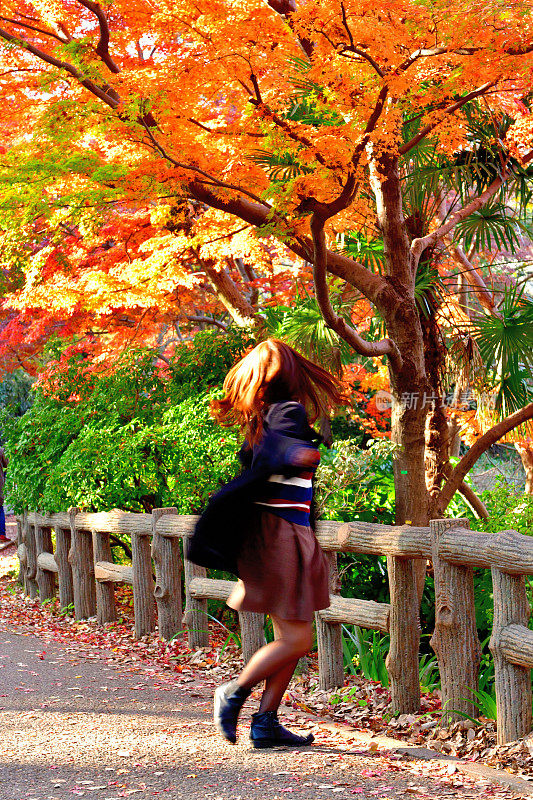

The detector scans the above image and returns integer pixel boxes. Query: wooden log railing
[15,510,533,744]
[17,508,397,691]
[429,523,533,745]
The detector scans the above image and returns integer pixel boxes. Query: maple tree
[0,200,274,372]
[1,1,533,527]
[3,0,533,712]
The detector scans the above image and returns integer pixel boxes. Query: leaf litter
[0,573,530,799]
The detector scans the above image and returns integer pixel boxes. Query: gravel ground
[0,625,522,800]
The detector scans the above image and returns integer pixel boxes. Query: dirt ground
[0,517,530,800]
[0,625,526,800]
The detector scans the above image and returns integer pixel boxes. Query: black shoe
[250,711,314,749]
[213,680,251,744]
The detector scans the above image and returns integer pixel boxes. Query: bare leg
[258,658,298,712]
[214,615,313,745]
[237,615,312,704]
[258,615,301,711]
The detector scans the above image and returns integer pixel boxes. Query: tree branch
[0,16,70,43]
[196,254,258,327]
[338,45,384,76]
[399,82,496,155]
[187,117,265,137]
[397,46,477,72]
[437,402,533,513]
[188,179,389,305]
[140,122,270,207]
[266,0,314,58]
[310,212,402,370]
[433,190,500,316]
[0,26,119,109]
[458,481,489,519]
[446,240,500,316]
[338,3,384,76]
[401,41,533,65]
[76,0,121,74]
[506,42,533,56]
[351,85,389,168]
[411,168,508,261]
[185,314,228,331]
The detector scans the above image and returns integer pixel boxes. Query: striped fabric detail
[256,469,315,527]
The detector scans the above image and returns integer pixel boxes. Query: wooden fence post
[183,553,209,649]
[151,508,182,640]
[92,528,117,624]
[131,530,156,639]
[316,552,344,690]
[68,507,97,620]
[16,516,27,590]
[25,515,39,599]
[430,518,481,723]
[490,567,532,744]
[386,555,420,713]
[35,524,56,601]
[238,611,266,664]
[55,525,74,611]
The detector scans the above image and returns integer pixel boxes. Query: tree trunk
[368,152,430,527]
[515,442,533,495]
[202,259,258,327]
[421,310,451,519]
[369,153,428,713]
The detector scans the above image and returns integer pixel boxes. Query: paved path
[0,624,519,800]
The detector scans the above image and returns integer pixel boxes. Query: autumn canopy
[0,0,532,519]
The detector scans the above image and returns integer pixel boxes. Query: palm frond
[340,232,385,273]
[263,296,354,374]
[285,56,344,127]
[453,201,528,254]
[470,284,533,373]
[248,149,313,181]
[415,262,447,318]
[401,101,533,220]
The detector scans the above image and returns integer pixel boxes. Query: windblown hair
[211,339,344,444]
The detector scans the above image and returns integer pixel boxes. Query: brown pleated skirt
[227,508,330,621]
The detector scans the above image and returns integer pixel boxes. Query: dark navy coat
[186,401,320,576]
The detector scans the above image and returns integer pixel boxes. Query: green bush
[37,395,241,513]
[476,481,533,537]
[315,437,396,604]
[2,329,250,514]
[316,437,396,524]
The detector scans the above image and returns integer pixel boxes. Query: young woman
[187,339,343,749]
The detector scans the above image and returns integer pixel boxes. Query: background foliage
[1,329,251,515]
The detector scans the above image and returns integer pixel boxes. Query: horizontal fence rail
[15,508,533,744]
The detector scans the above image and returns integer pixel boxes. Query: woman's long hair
[211,339,344,443]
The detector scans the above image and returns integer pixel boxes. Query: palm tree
[251,79,533,514]
[470,284,533,494]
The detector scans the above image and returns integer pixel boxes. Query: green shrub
[476,481,533,537]
[315,437,396,604]
[2,329,250,514]
[315,437,396,524]
[37,395,240,513]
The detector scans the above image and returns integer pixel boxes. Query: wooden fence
[15,508,533,745]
